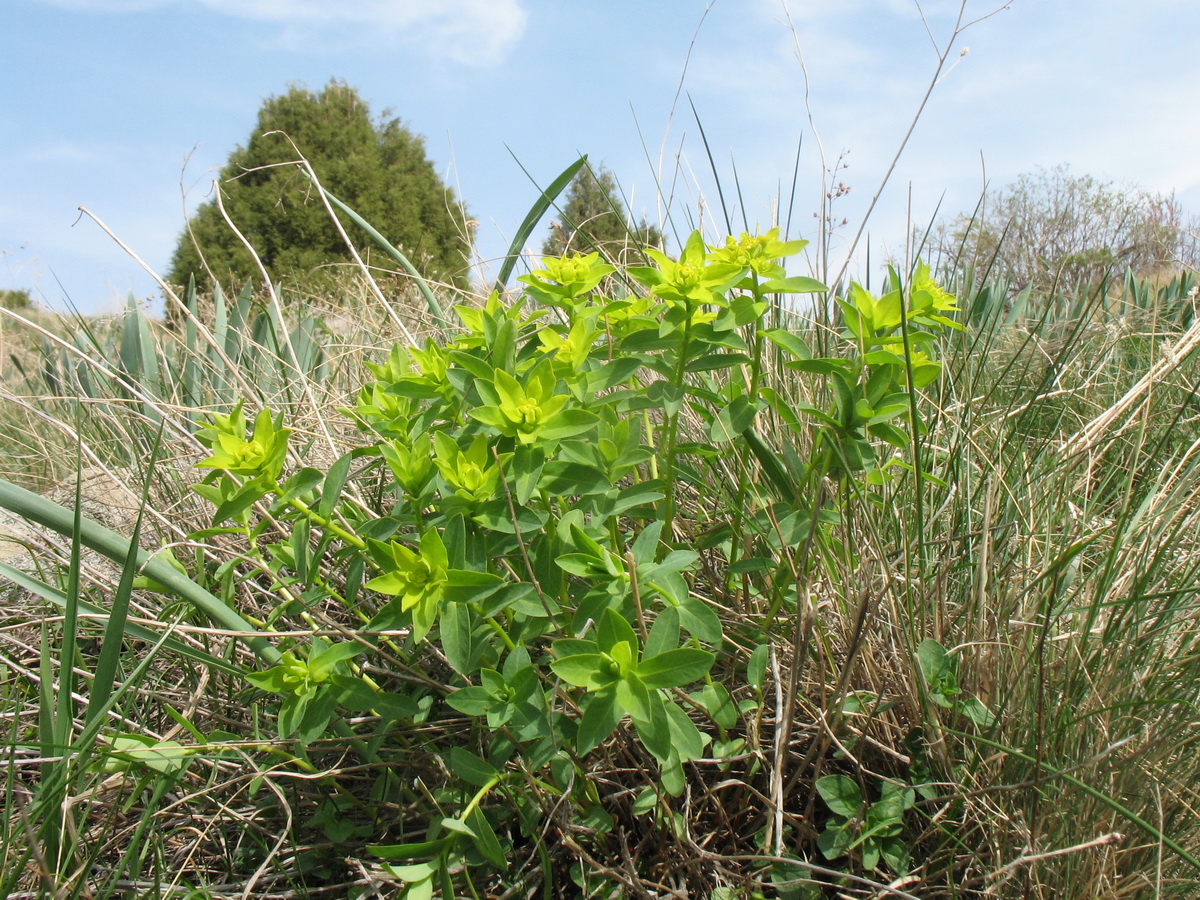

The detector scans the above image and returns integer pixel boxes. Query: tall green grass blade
[0,478,279,665]
[13,609,199,900]
[493,153,588,295]
[118,294,162,424]
[86,429,162,724]
[0,561,240,676]
[688,95,732,236]
[182,275,202,419]
[55,451,84,760]
[954,729,1200,874]
[291,315,326,384]
[231,282,253,362]
[315,184,447,325]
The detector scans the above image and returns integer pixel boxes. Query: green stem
[727,278,765,571]
[462,775,502,819]
[283,494,367,550]
[662,310,694,541]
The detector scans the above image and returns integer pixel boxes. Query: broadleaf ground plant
[174,229,967,895]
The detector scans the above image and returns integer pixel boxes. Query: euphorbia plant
[177,231,961,895]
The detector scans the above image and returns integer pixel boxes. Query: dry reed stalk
[1060,312,1200,456]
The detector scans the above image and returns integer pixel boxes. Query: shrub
[933,163,1194,293]
[167,81,474,304]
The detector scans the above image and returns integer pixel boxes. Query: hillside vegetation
[3,170,1200,899]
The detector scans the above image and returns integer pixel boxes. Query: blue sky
[3,0,1199,314]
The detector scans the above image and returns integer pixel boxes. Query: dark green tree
[541,164,663,262]
[168,81,474,300]
[0,289,33,311]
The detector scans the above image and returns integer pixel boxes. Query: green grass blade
[314,183,447,325]
[688,95,732,236]
[55,454,84,758]
[493,153,588,296]
[86,430,162,724]
[182,275,202,418]
[0,561,241,677]
[0,477,279,665]
[952,729,1200,874]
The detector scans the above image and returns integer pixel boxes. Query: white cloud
[37,0,528,65]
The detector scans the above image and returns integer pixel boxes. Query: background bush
[167,80,474,304]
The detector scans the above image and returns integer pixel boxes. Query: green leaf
[677,596,723,643]
[381,860,440,882]
[329,675,418,719]
[445,685,492,717]
[762,327,812,360]
[759,275,828,294]
[277,467,323,502]
[708,396,760,444]
[695,682,738,729]
[861,839,881,872]
[958,695,995,727]
[465,806,508,870]
[816,774,862,817]
[0,561,242,677]
[439,601,474,675]
[597,607,638,656]
[370,839,450,861]
[277,691,310,739]
[643,606,680,659]
[817,822,855,861]
[660,751,685,796]
[539,408,601,442]
[448,747,499,788]
[631,690,672,762]
[637,648,715,689]
[917,638,949,677]
[438,816,476,837]
[552,638,597,658]
[510,443,545,506]
[747,644,769,691]
[318,452,354,519]
[585,357,644,391]
[550,654,608,689]
[404,875,435,900]
[577,687,620,753]
[539,460,611,496]
[307,641,365,681]
[443,569,505,604]
[494,154,588,294]
[107,735,193,777]
[244,667,292,693]
[631,788,658,816]
[664,698,709,761]
[211,477,272,525]
[878,836,911,874]
[317,184,445,324]
[787,358,853,379]
[615,672,653,723]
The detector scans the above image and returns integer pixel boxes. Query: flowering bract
[628,230,747,308]
[708,227,807,279]
[366,529,449,641]
[469,361,597,445]
[196,407,290,480]
[519,252,616,304]
[538,314,598,370]
[434,432,500,503]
